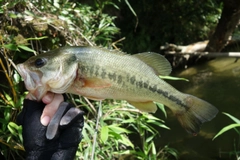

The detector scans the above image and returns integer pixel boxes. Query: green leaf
[151,142,156,155]
[13,71,21,84]
[53,0,60,8]
[4,92,14,107]
[118,134,134,148]
[9,13,18,18]
[163,145,178,159]
[223,112,240,124]
[108,125,131,134]
[100,125,109,143]
[156,102,167,118]
[124,0,137,17]
[159,75,189,81]
[3,44,19,51]
[213,123,240,140]
[18,45,36,53]
[7,122,21,136]
[26,36,48,40]
[146,135,155,143]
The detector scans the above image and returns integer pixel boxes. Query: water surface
[157,58,240,159]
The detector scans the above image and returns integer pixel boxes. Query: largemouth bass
[17,46,218,134]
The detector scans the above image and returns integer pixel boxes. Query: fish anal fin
[133,52,172,76]
[127,101,157,113]
[85,96,105,101]
[83,77,111,89]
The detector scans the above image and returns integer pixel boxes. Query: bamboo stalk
[0,58,18,103]
[91,101,102,160]
[165,51,240,57]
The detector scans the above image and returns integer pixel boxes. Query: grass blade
[213,123,240,140]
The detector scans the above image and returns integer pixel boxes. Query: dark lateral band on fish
[146,83,187,109]
[108,72,117,82]
[117,75,123,84]
[100,69,107,79]
[16,46,218,134]
[94,66,100,77]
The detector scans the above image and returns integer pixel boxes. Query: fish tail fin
[175,94,218,135]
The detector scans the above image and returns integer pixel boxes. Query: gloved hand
[17,99,84,160]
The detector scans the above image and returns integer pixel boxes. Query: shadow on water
[155,58,240,160]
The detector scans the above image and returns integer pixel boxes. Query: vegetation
[213,113,240,159]
[0,0,176,159]
[115,0,223,53]
[1,0,240,159]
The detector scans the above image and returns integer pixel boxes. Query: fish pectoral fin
[83,77,111,89]
[133,52,172,76]
[127,101,157,113]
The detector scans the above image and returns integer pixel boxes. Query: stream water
[156,57,240,160]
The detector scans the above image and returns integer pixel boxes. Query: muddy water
[156,58,240,160]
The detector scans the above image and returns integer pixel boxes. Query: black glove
[17,99,84,160]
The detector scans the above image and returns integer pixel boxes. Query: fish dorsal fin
[99,47,127,56]
[133,52,172,76]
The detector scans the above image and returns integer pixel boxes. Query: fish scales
[73,49,189,112]
[16,46,218,134]
[74,49,171,98]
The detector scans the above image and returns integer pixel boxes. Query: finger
[60,108,83,126]
[40,94,64,126]
[42,92,55,104]
[46,102,69,140]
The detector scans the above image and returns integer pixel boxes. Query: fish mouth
[16,64,27,81]
[17,64,47,101]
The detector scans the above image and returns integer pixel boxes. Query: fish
[16,46,218,134]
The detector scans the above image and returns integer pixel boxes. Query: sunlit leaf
[4,92,14,107]
[13,71,21,84]
[100,125,109,143]
[108,125,131,134]
[146,135,155,143]
[159,75,189,81]
[53,0,60,8]
[151,142,156,156]
[26,36,48,40]
[18,45,36,53]
[7,122,20,136]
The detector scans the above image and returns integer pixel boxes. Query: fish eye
[34,58,47,68]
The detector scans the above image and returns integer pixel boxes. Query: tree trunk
[205,0,240,52]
